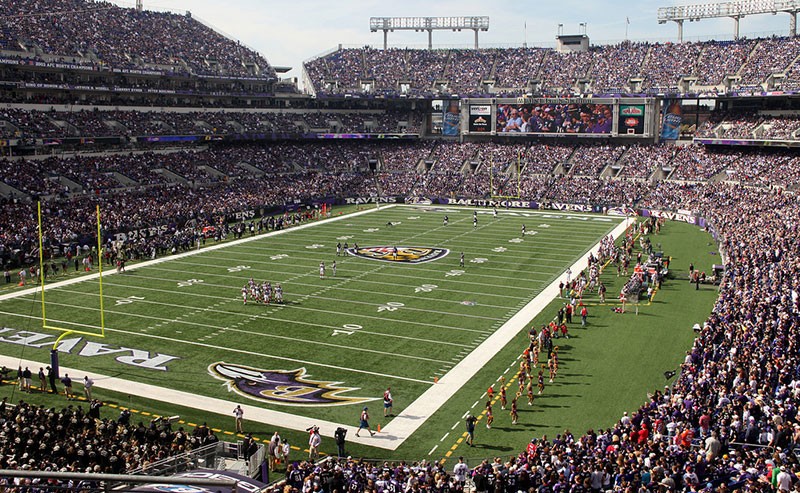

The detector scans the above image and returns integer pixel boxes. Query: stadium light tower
[658,0,800,41]
[369,16,489,49]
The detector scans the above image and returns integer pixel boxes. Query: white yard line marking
[40,288,472,347]
[1,300,453,365]
[0,310,433,385]
[39,283,494,336]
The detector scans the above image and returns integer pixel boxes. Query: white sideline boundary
[0,206,629,451]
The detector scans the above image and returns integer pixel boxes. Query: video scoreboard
[460,97,658,139]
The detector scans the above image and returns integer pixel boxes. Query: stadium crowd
[0,398,219,474]
[0,108,420,139]
[0,0,274,78]
[4,141,800,268]
[304,37,800,97]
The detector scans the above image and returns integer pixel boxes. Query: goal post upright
[489,151,522,200]
[37,201,107,349]
[37,201,47,325]
[96,204,106,335]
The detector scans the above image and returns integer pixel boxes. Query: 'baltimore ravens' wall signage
[347,246,449,264]
[209,362,376,407]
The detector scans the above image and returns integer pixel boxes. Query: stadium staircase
[153,168,189,185]
[0,180,26,200]
[236,162,266,177]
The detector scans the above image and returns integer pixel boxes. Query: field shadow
[473,443,513,452]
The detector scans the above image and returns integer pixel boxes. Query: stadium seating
[0,0,275,79]
[303,38,800,97]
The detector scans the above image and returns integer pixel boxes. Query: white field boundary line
[0,352,392,451]
[0,205,394,303]
[374,216,631,450]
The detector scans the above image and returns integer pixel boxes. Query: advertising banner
[660,100,682,140]
[442,100,461,136]
[618,104,646,135]
[468,105,492,133]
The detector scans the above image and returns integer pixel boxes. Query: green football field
[0,204,719,461]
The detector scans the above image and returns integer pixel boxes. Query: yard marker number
[415,284,438,293]
[177,279,204,288]
[470,258,488,264]
[270,254,288,261]
[377,301,405,312]
[227,265,251,272]
[115,295,145,306]
[445,270,465,277]
[332,324,363,336]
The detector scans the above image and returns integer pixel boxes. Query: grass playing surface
[0,205,718,461]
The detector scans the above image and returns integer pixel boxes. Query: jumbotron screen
[496,103,613,135]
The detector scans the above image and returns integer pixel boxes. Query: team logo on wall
[209,363,375,407]
[347,246,450,263]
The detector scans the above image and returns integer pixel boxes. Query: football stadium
[0,0,798,491]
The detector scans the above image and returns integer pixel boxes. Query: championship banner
[468,105,492,133]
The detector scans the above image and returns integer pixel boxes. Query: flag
[626,17,630,25]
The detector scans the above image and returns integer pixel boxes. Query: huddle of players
[241,277,283,305]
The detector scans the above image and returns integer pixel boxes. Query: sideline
[0,206,629,451]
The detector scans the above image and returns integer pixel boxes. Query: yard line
[116,270,505,322]
[451,422,459,430]
[0,310,435,385]
[26,287,473,347]
[440,433,449,442]
[60,282,495,335]
[150,261,552,290]
[7,300,453,366]
[180,250,575,275]
[130,262,515,309]
[0,204,393,304]
[428,445,438,456]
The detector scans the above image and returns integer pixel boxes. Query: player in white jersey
[274,284,283,303]
[319,262,325,279]
[241,285,248,305]
[332,261,337,277]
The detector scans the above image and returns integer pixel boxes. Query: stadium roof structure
[658,0,800,41]
[369,16,489,50]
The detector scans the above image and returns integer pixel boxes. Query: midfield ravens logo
[347,246,449,264]
[209,362,375,407]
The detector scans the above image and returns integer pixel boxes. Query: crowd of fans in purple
[304,38,800,97]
